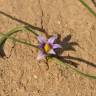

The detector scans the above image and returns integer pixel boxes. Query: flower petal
[53,44,62,49]
[38,43,44,49]
[37,51,46,60]
[37,36,46,44]
[48,49,56,55]
[48,35,57,44]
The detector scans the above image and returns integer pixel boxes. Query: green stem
[79,0,96,17]
[0,32,38,48]
[54,57,96,79]
[0,26,22,45]
[3,25,38,37]
[0,25,39,46]
[24,26,39,36]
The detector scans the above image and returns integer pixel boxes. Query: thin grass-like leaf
[79,0,96,17]
[0,26,38,57]
[0,32,38,48]
[24,26,39,36]
[0,26,21,57]
[54,57,96,79]
[0,26,22,46]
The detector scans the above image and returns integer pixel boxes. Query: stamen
[44,43,51,53]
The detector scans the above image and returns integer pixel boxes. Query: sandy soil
[0,0,96,96]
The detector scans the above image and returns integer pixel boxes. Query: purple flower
[37,35,61,60]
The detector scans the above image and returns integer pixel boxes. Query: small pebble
[57,21,61,25]
[33,75,38,79]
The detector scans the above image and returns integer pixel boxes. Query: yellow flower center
[44,43,51,53]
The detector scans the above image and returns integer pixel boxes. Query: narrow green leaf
[24,26,39,36]
[0,26,22,46]
[79,0,96,17]
[0,26,38,57]
[0,33,38,48]
[0,32,38,48]
[0,26,22,57]
[54,57,96,79]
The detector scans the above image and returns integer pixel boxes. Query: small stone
[33,75,38,79]
[57,21,61,25]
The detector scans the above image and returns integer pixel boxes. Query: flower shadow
[59,34,78,53]
[0,46,6,57]
[92,0,96,7]
[54,34,96,68]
